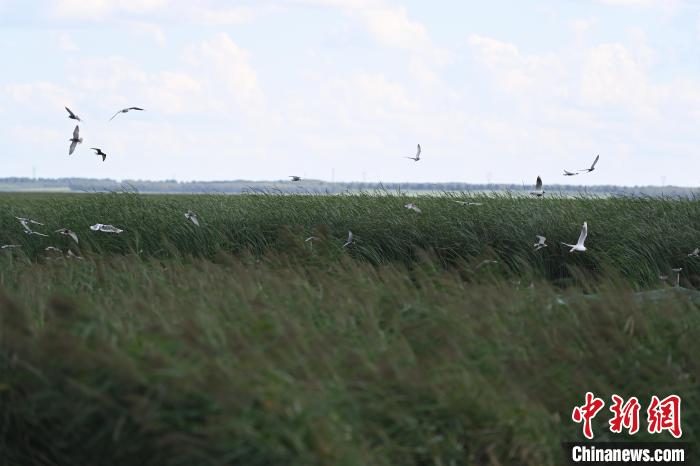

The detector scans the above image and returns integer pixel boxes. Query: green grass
[0,193,698,465]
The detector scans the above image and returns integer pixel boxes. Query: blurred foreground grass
[0,193,698,465]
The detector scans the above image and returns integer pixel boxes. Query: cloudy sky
[1,0,699,185]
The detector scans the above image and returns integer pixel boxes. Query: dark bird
[68,125,82,155]
[91,148,107,161]
[580,154,600,173]
[65,106,81,122]
[563,170,578,176]
[110,106,144,121]
[289,176,302,181]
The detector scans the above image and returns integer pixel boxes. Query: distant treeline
[0,177,697,196]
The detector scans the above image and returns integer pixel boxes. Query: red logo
[608,395,641,435]
[647,395,682,438]
[572,393,682,439]
[572,392,605,440]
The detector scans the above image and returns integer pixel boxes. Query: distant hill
[0,177,697,197]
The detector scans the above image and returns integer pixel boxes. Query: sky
[1,0,700,186]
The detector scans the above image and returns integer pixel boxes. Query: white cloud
[183,33,265,112]
[579,43,658,116]
[51,0,169,20]
[468,34,566,98]
[128,21,166,46]
[56,32,79,52]
[2,82,76,109]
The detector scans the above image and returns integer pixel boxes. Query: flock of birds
[3,108,695,284]
[64,105,143,159]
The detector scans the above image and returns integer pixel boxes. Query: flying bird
[305,236,319,251]
[91,148,107,161]
[404,144,421,162]
[475,259,499,270]
[55,228,79,244]
[580,154,600,173]
[289,176,302,182]
[110,107,144,121]
[562,222,588,252]
[534,235,548,251]
[530,176,545,197]
[563,170,578,176]
[68,125,82,155]
[405,203,422,213]
[453,201,483,206]
[1,245,21,249]
[688,248,699,258]
[67,249,83,260]
[184,211,200,226]
[17,217,47,236]
[65,106,81,122]
[671,268,683,287]
[90,223,123,234]
[343,231,354,248]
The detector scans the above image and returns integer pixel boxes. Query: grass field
[1,192,698,465]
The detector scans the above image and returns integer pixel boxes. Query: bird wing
[65,106,75,118]
[69,141,78,155]
[535,176,542,190]
[129,107,144,111]
[73,125,79,138]
[577,222,588,246]
[347,231,353,243]
[591,154,600,169]
[68,231,79,244]
[536,235,546,244]
[101,153,106,161]
[416,144,421,157]
[109,110,122,121]
[191,216,200,226]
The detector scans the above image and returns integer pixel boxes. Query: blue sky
[1,0,700,186]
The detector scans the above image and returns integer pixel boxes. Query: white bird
[530,176,545,197]
[405,203,422,213]
[580,154,600,173]
[68,125,82,155]
[67,249,83,260]
[453,201,483,206]
[534,235,548,251]
[688,248,699,258]
[672,268,683,287]
[343,231,354,248]
[65,106,81,122]
[304,236,319,251]
[184,211,200,226]
[1,244,21,249]
[17,217,48,236]
[475,259,499,270]
[563,170,578,176]
[404,144,421,162]
[562,222,588,252]
[110,107,144,121]
[289,176,302,182]
[90,223,123,234]
[55,228,79,244]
